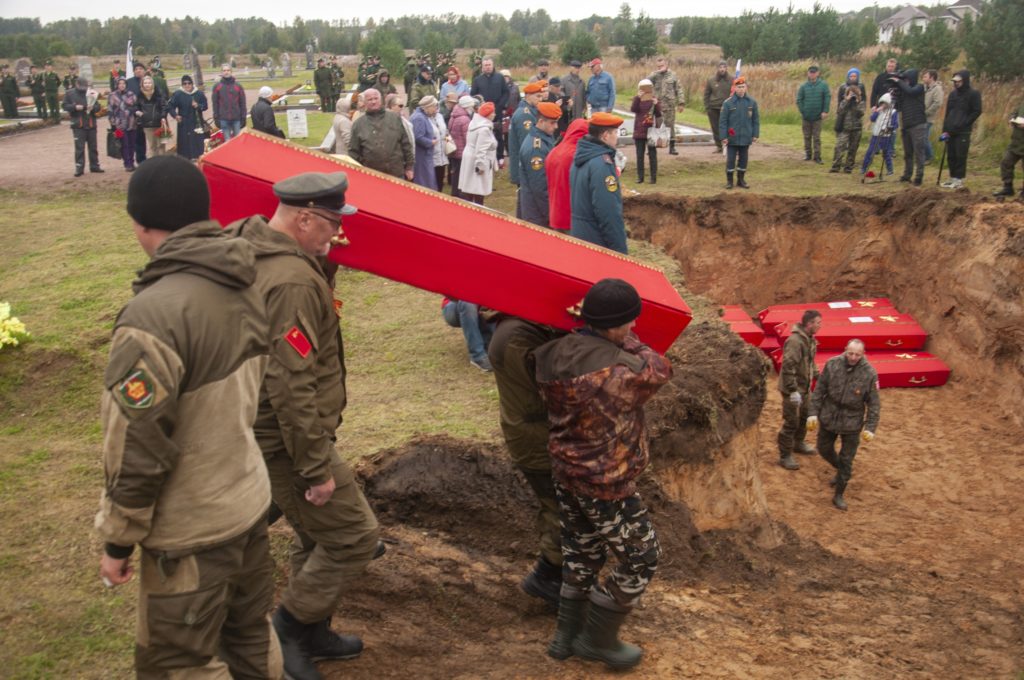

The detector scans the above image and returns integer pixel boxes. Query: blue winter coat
[570,136,626,254]
[508,101,537,185]
[720,94,760,147]
[410,107,437,189]
[519,127,555,227]
[587,71,616,112]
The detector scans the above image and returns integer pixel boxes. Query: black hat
[127,156,210,232]
[569,60,582,68]
[273,172,357,216]
[537,59,549,66]
[581,279,642,329]
[420,64,433,73]
[181,74,193,84]
[548,76,561,86]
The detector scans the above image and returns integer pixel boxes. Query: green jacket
[348,109,415,178]
[1009,103,1024,156]
[28,73,45,97]
[229,216,347,487]
[797,78,830,121]
[407,78,437,113]
[810,355,881,434]
[95,221,272,557]
[648,69,682,105]
[779,324,818,395]
[0,74,18,97]
[314,66,333,93]
[43,71,61,94]
[703,72,732,111]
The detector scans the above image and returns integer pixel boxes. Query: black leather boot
[668,140,678,155]
[737,171,750,189]
[725,171,733,189]
[547,589,589,660]
[309,616,363,662]
[993,183,1014,197]
[272,607,323,680]
[571,591,643,670]
[521,555,562,608]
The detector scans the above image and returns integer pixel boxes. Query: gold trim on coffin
[199,129,665,274]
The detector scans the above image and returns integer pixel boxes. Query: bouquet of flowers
[0,302,29,350]
[157,122,174,147]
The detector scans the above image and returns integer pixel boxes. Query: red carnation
[865,170,876,178]
[728,127,735,136]
[114,128,124,139]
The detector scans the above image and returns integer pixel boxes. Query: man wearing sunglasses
[229,172,380,680]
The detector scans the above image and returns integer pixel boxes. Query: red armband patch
[285,326,312,358]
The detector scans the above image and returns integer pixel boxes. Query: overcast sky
[9,0,883,26]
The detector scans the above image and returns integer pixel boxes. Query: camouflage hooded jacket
[534,330,673,500]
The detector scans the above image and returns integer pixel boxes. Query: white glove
[806,416,819,432]
[861,430,875,443]
[789,391,802,405]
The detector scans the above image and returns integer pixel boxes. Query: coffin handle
[566,300,584,318]
[330,232,351,247]
[885,339,903,346]
[909,376,927,384]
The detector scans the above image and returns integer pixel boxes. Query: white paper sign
[286,109,308,138]
[849,316,873,323]
[827,301,852,309]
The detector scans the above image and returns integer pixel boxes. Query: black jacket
[942,70,983,136]
[250,97,285,138]
[62,87,100,129]
[137,91,166,128]
[893,69,926,128]
[870,69,897,108]
[471,72,508,118]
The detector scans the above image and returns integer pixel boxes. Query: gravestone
[15,58,31,87]
[183,50,192,69]
[77,58,94,86]
[265,59,276,78]
[305,44,314,70]
[286,109,308,138]
[282,52,292,78]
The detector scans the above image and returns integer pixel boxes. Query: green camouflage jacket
[810,355,881,434]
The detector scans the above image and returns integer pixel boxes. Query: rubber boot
[993,183,1014,197]
[547,588,589,660]
[794,441,817,455]
[779,453,800,470]
[309,616,363,662]
[272,607,323,680]
[832,480,848,511]
[737,171,749,189]
[668,140,678,155]
[725,171,733,189]
[521,555,562,608]
[571,591,643,670]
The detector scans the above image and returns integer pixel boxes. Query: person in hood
[227,172,380,680]
[890,68,927,185]
[940,70,983,189]
[458,101,498,204]
[547,118,589,231]
[212,64,246,141]
[251,85,285,139]
[96,155,281,678]
[374,69,397,96]
[860,92,899,177]
[331,93,354,155]
[830,68,866,173]
[570,113,627,253]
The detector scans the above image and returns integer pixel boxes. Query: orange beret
[479,102,495,117]
[536,101,561,120]
[733,76,746,85]
[590,112,624,128]
[523,81,545,94]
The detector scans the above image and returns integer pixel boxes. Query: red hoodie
[546,119,589,231]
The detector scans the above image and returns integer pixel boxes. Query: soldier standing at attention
[519,101,561,227]
[777,310,822,471]
[228,172,380,680]
[535,278,672,671]
[314,58,334,113]
[27,65,46,119]
[807,339,881,511]
[648,56,683,155]
[43,61,62,123]
[95,155,282,679]
[0,64,19,118]
[330,55,345,101]
[570,113,627,254]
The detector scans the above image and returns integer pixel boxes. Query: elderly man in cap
[96,155,281,679]
[228,173,381,680]
[349,88,415,181]
[808,339,881,511]
[519,101,562,227]
[570,113,627,253]
[509,80,547,214]
[562,60,587,122]
[251,86,285,139]
[704,60,733,153]
[529,59,550,84]
[587,59,616,114]
[535,278,672,671]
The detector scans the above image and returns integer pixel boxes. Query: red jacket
[546,119,589,231]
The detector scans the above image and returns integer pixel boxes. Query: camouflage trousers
[831,128,863,171]
[817,427,861,494]
[777,393,810,457]
[555,482,660,609]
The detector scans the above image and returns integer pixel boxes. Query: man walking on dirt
[96,155,282,679]
[778,310,822,470]
[807,339,881,511]
[229,172,381,680]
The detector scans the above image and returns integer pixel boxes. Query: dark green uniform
[27,71,45,118]
[519,126,554,227]
[228,215,380,626]
[330,61,345,103]
[777,324,818,460]
[0,71,19,118]
[999,103,1024,191]
[43,69,61,122]
[314,65,334,112]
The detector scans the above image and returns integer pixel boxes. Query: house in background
[939,0,984,30]
[877,5,932,43]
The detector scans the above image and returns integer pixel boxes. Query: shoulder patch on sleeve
[604,174,618,192]
[116,367,157,409]
[285,326,313,358]
[530,156,544,171]
[523,120,532,130]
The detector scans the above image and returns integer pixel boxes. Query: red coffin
[759,335,781,356]
[758,298,894,324]
[815,351,951,388]
[776,313,927,351]
[760,306,902,335]
[199,131,691,353]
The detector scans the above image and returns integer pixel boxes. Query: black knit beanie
[581,278,642,329]
[127,155,210,232]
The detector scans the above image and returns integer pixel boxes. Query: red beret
[589,112,624,128]
[479,102,495,117]
[733,76,746,85]
[523,81,545,94]
[536,102,561,120]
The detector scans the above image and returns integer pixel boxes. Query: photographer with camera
[870,58,899,108]
[831,68,866,173]
[890,68,927,186]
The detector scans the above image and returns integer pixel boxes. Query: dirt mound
[625,191,1024,426]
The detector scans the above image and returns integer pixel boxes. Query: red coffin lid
[199,131,691,353]
[815,351,950,388]
[777,313,927,351]
[719,305,755,323]
[760,306,901,333]
[726,320,764,347]
[757,298,894,323]
[759,335,780,353]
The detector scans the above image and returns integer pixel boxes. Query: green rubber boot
[547,589,589,660]
[570,591,643,670]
